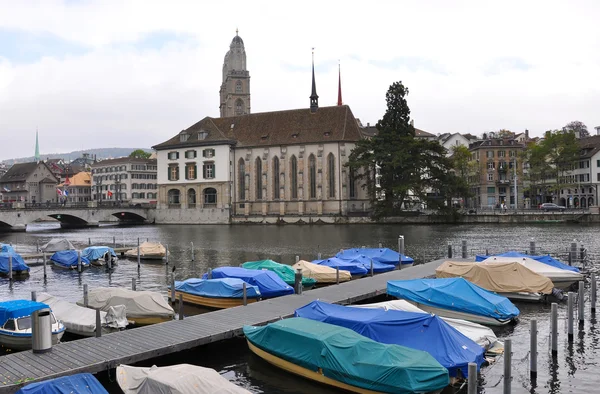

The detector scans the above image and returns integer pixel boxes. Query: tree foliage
[564,120,589,138]
[129,149,152,159]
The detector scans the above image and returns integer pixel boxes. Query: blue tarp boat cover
[337,254,395,273]
[0,244,15,253]
[0,252,29,274]
[82,246,117,261]
[202,267,294,298]
[336,248,414,266]
[295,300,484,377]
[175,278,261,299]
[16,372,109,394]
[311,257,369,276]
[244,317,449,393]
[0,300,49,326]
[50,250,90,268]
[387,278,520,321]
[475,251,580,273]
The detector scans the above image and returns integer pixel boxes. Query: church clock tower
[219,30,251,117]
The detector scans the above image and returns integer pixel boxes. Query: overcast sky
[1,0,599,161]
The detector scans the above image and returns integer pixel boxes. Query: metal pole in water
[208,268,212,279]
[295,269,303,295]
[190,241,195,261]
[580,243,585,263]
[131,277,136,291]
[447,241,452,258]
[77,250,82,273]
[461,240,467,259]
[243,282,247,306]
[165,245,169,265]
[568,292,574,342]
[95,309,101,338]
[578,281,585,325]
[568,250,573,266]
[88,238,91,246]
[137,238,141,268]
[336,266,339,284]
[378,242,382,248]
[530,239,536,255]
[530,319,537,381]
[571,240,577,266]
[317,252,321,260]
[170,276,175,302]
[592,274,597,314]
[83,284,89,307]
[31,291,36,301]
[467,362,477,394]
[398,235,405,270]
[503,338,511,394]
[295,255,300,263]
[113,236,116,248]
[36,240,39,253]
[551,302,558,357]
[178,294,184,320]
[370,258,374,277]
[43,253,47,279]
[107,254,112,270]
[8,255,12,281]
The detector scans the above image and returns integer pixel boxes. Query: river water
[1,222,598,393]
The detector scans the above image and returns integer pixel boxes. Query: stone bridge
[0,206,156,232]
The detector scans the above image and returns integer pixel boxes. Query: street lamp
[115,174,122,205]
[97,177,103,204]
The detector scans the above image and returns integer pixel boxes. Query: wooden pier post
[551,302,558,357]
[378,242,382,248]
[83,284,89,307]
[190,242,195,262]
[461,240,467,259]
[578,281,585,326]
[131,278,136,291]
[165,245,169,265]
[317,252,321,260]
[567,292,574,342]
[398,235,404,270]
[295,269,303,295]
[113,236,116,248]
[88,238,91,246]
[31,291,36,301]
[77,250,82,273]
[170,276,175,302]
[295,255,299,263]
[503,338,512,394]
[43,253,47,279]
[530,319,537,382]
[571,240,577,265]
[591,274,597,314]
[336,266,339,285]
[243,283,247,306]
[8,255,12,281]
[178,294,184,320]
[207,268,212,279]
[467,362,477,394]
[95,309,101,338]
[370,258,374,277]
[137,238,141,268]
[447,241,452,258]
[529,239,536,255]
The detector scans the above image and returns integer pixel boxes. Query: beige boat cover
[40,238,75,253]
[125,242,167,258]
[480,256,584,282]
[117,364,252,394]
[292,260,351,283]
[436,260,554,294]
[76,287,174,320]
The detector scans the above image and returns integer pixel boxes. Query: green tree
[497,129,514,139]
[129,149,152,159]
[449,145,476,207]
[564,120,589,138]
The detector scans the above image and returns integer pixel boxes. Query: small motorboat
[116,364,252,394]
[387,278,520,326]
[50,250,91,270]
[335,254,396,274]
[337,248,414,268]
[174,278,261,309]
[0,243,16,253]
[16,372,108,394]
[82,246,118,267]
[77,287,174,326]
[292,260,351,286]
[203,267,294,298]
[39,238,75,253]
[0,252,30,278]
[476,251,580,273]
[125,242,168,261]
[0,299,65,351]
[244,317,449,393]
[295,300,485,379]
[242,259,317,289]
[311,257,368,278]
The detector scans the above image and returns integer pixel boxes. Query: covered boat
[387,278,520,326]
[174,278,261,309]
[292,260,352,285]
[337,248,414,267]
[480,256,584,289]
[125,242,168,260]
[475,251,580,273]
[116,364,251,394]
[311,257,368,277]
[0,252,30,277]
[203,267,294,298]
[37,292,128,336]
[242,259,317,288]
[16,373,108,394]
[337,254,396,274]
[40,238,75,253]
[0,300,65,350]
[244,317,449,393]
[436,260,554,302]
[0,243,15,253]
[82,246,118,266]
[50,250,91,269]
[76,287,174,325]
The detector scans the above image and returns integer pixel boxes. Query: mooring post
[370,258,374,277]
[131,277,136,291]
[530,239,536,255]
[165,245,169,265]
[137,238,141,268]
[336,266,340,284]
[8,255,12,281]
[243,282,247,306]
[485,248,489,256]
[571,240,577,265]
[31,291,36,301]
[295,269,303,295]
[568,250,573,266]
[190,241,195,262]
[578,281,585,325]
[43,253,47,279]
[504,338,512,394]
[467,362,477,394]
[398,235,405,270]
[107,254,112,270]
[591,274,597,314]
[77,250,82,273]
[170,276,175,302]
[207,268,212,279]
[95,309,101,338]
[551,302,558,357]
[378,242,382,248]
[295,255,300,263]
[36,240,39,253]
[178,294,184,320]
[83,284,89,307]
[530,319,537,381]
[88,238,91,246]
[317,252,321,260]
[447,241,452,258]
[568,291,574,342]
[461,240,467,259]
[113,236,116,248]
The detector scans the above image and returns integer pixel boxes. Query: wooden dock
[0,258,459,393]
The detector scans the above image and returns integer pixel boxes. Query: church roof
[153,105,363,150]
[0,162,56,183]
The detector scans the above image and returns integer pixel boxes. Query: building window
[487,173,493,181]
[309,154,316,199]
[255,157,262,200]
[273,156,280,199]
[349,167,357,199]
[235,99,244,116]
[187,188,196,208]
[204,188,217,205]
[238,158,246,200]
[185,163,197,180]
[203,162,215,179]
[185,150,196,159]
[327,153,335,198]
[498,151,505,157]
[168,152,179,160]
[203,149,215,158]
[168,165,179,181]
[487,187,495,194]
[198,131,208,140]
[487,162,495,170]
[168,189,180,205]
[235,80,242,93]
[290,155,298,199]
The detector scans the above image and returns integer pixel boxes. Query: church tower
[219,29,251,117]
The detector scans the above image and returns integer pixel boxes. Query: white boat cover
[40,238,75,253]
[37,292,128,335]
[354,299,500,350]
[292,260,352,282]
[125,242,167,259]
[481,256,584,282]
[116,364,251,394]
[76,287,174,320]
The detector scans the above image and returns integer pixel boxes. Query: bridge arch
[111,211,148,224]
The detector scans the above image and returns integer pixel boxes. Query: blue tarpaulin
[82,246,117,261]
[0,300,49,326]
[50,250,90,268]
[202,267,294,298]
[295,300,485,377]
[475,251,580,273]
[311,257,369,276]
[16,373,109,394]
[387,278,520,322]
[0,244,15,253]
[0,252,29,275]
[337,254,395,273]
[175,278,261,299]
[336,248,414,266]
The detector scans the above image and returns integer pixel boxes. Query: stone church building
[153,32,370,223]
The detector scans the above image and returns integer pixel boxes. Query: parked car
[540,203,565,212]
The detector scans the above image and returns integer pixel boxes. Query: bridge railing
[0,202,156,211]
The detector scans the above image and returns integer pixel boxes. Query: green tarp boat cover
[242,260,317,287]
[244,317,449,393]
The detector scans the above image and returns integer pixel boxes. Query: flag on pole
[2,187,9,192]
[63,189,69,197]
[56,188,63,196]
[107,190,113,198]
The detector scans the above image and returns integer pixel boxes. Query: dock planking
[0,257,462,393]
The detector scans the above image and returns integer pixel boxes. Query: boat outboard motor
[104,251,110,264]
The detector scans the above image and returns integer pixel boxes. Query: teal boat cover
[244,317,449,393]
[16,373,108,394]
[0,300,49,326]
[0,252,29,274]
[242,259,317,287]
[174,278,261,299]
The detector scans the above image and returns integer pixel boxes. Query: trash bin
[32,308,52,353]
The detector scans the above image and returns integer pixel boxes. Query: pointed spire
[310,48,319,113]
[35,128,40,162]
[337,61,343,106]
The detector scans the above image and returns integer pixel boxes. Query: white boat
[116,364,252,394]
[37,292,128,337]
[125,242,168,261]
[0,300,65,351]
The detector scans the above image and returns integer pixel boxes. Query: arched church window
[235,99,244,116]
[328,153,335,198]
[273,156,280,199]
[309,154,316,199]
[255,157,262,200]
[290,155,298,199]
[235,80,242,93]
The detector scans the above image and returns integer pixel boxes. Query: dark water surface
[1,222,599,393]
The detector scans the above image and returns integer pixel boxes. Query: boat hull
[0,271,29,279]
[498,292,544,302]
[0,330,64,351]
[52,262,89,270]
[412,302,513,326]
[125,253,165,260]
[175,290,258,309]
[128,315,173,326]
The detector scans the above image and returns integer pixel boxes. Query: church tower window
[236,80,242,93]
[235,99,244,116]
[309,154,316,199]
